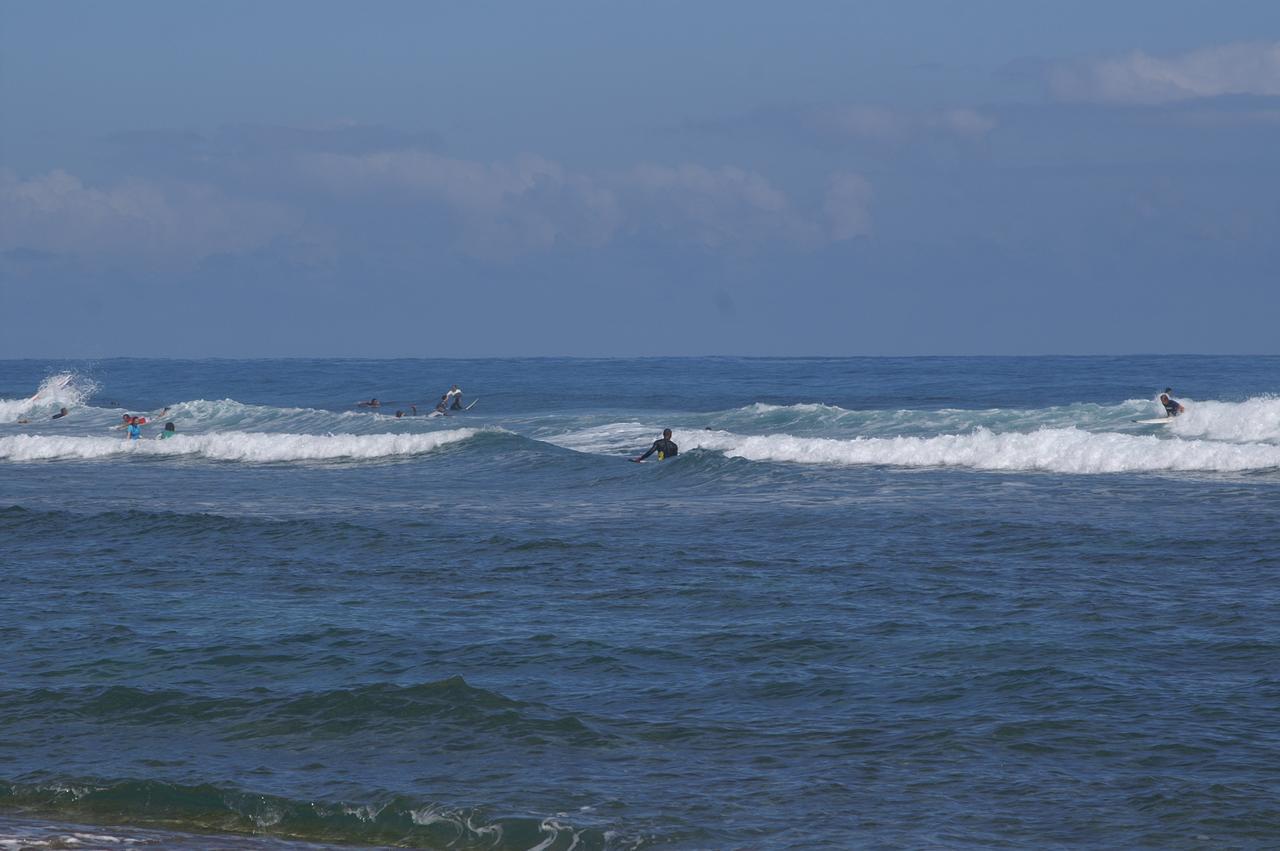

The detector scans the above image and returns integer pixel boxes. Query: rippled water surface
[1,357,1278,849]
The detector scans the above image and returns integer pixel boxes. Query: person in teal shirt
[158,422,177,439]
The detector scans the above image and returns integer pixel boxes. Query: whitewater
[1,356,1278,851]
[4,371,1280,474]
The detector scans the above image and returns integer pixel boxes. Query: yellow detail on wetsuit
[657,451,665,460]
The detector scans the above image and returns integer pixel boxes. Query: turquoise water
[1,357,1278,849]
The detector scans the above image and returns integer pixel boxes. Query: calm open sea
[1,357,1277,849]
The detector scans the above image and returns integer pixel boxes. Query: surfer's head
[164,422,175,432]
[663,428,672,439]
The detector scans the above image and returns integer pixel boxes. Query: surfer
[357,398,381,408]
[633,429,678,462]
[125,417,143,440]
[446,385,463,410]
[1159,388,1185,417]
[51,408,68,420]
[158,422,177,439]
[434,395,450,415]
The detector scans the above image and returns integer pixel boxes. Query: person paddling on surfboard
[1159,388,1185,417]
[633,429,678,462]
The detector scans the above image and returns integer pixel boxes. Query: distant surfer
[51,408,68,420]
[159,422,177,439]
[633,429,678,462]
[446,385,463,410]
[358,398,381,408]
[434,395,450,415]
[1159,388,1185,418]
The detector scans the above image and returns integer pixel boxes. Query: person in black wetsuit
[1159,388,1185,417]
[633,428,678,462]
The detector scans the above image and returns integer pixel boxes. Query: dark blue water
[1,357,1278,849]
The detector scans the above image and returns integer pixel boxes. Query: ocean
[1,356,1277,850]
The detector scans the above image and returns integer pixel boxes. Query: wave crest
[685,426,1280,474]
[0,373,97,422]
[0,429,479,463]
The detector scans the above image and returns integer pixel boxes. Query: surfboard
[111,407,170,430]
[464,399,479,411]
[1133,418,1173,425]
[31,374,73,402]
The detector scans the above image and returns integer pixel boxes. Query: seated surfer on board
[1159,388,1185,417]
[632,429,678,462]
[434,395,450,415]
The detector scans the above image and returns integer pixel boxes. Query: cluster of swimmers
[120,413,177,440]
[357,384,467,418]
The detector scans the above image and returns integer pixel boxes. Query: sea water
[0,357,1277,849]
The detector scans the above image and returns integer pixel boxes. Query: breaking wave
[0,429,479,463]
[681,427,1280,474]
[1165,396,1280,444]
[0,373,97,422]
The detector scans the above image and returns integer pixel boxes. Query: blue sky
[2,0,1279,356]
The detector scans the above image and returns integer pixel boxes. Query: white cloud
[619,163,823,249]
[3,148,877,264]
[1047,41,1280,104]
[824,173,873,241]
[0,169,298,262]
[303,151,844,255]
[297,149,620,257]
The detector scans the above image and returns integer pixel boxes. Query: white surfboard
[1133,418,1173,425]
[465,398,479,411]
[31,374,73,402]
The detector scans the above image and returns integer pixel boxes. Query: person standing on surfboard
[1159,388,1185,417]
[633,429,678,462]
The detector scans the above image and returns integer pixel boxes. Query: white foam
[0,429,478,463]
[684,426,1280,474]
[1166,396,1280,444]
[0,372,96,421]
